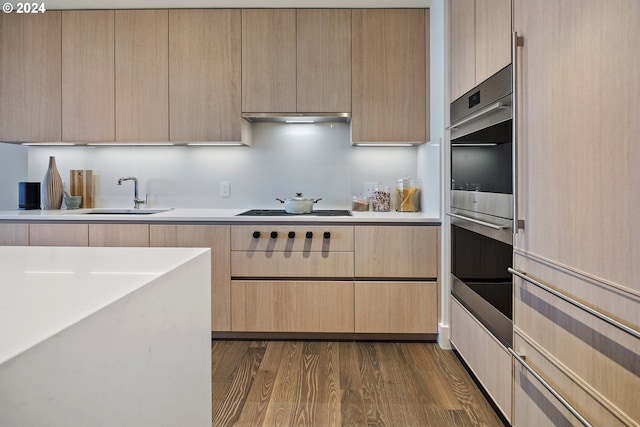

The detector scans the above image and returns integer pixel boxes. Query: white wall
[0,143,28,210]
[26,123,440,216]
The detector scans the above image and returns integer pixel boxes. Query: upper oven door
[450,64,512,139]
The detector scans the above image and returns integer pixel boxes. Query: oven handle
[446,101,506,130]
[447,213,510,231]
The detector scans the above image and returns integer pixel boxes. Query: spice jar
[396,177,420,212]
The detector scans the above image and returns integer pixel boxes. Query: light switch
[219,181,230,198]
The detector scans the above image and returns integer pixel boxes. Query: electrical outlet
[364,182,378,199]
[219,181,230,198]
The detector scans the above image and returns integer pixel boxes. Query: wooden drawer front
[514,332,629,427]
[355,281,438,333]
[231,225,353,252]
[29,223,88,246]
[0,224,29,246]
[231,251,353,278]
[355,225,438,279]
[451,297,512,422]
[89,224,149,247]
[231,280,354,333]
[514,275,640,423]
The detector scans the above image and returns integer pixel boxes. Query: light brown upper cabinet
[242,9,351,114]
[62,11,115,142]
[352,9,428,144]
[115,10,169,142]
[449,0,511,102]
[0,12,61,143]
[242,9,297,113]
[169,9,242,142]
[296,9,351,113]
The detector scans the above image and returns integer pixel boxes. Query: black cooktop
[237,209,352,217]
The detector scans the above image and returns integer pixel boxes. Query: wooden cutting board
[69,170,94,208]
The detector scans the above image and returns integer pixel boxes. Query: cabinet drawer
[29,223,88,246]
[451,297,512,422]
[514,332,629,427]
[89,224,149,247]
[355,225,438,279]
[231,225,353,252]
[0,223,29,246]
[231,251,353,278]
[354,281,437,333]
[514,274,640,423]
[231,280,354,333]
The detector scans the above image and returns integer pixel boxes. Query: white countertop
[0,246,210,365]
[0,208,441,223]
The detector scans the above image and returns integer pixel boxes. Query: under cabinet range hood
[241,112,351,123]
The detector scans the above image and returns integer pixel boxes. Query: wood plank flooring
[212,340,505,427]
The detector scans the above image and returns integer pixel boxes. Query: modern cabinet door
[352,9,428,144]
[354,225,439,279]
[449,0,475,102]
[355,281,438,334]
[62,11,115,142]
[297,9,351,113]
[0,223,29,246]
[451,297,512,422]
[474,0,511,85]
[115,10,169,141]
[29,223,89,246]
[89,224,150,247]
[242,9,296,113]
[231,280,354,333]
[150,225,231,332]
[513,0,640,293]
[449,0,511,101]
[0,12,61,142]
[169,10,242,142]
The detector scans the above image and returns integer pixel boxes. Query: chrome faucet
[117,177,147,209]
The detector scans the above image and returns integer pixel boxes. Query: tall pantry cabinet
[512,0,640,425]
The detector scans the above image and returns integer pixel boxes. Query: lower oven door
[451,222,513,347]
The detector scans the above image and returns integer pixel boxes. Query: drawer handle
[323,231,331,239]
[252,231,261,239]
[270,231,278,239]
[288,231,295,239]
[509,268,640,340]
[510,349,592,427]
[305,231,313,239]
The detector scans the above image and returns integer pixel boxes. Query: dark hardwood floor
[212,340,505,426]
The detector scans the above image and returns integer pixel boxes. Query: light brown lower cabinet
[0,223,29,246]
[354,281,437,333]
[450,296,512,423]
[29,223,88,246]
[513,331,631,427]
[150,224,231,332]
[231,280,354,333]
[88,224,149,247]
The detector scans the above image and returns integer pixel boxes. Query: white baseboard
[437,322,451,349]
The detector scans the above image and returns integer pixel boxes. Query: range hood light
[242,112,351,123]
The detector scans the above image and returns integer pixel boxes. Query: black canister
[18,182,41,210]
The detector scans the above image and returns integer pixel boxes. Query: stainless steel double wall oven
[449,65,514,348]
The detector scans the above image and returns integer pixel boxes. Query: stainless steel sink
[75,208,172,215]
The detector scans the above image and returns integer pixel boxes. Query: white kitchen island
[0,246,211,427]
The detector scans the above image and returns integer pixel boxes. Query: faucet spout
[117,177,147,209]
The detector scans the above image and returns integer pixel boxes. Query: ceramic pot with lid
[276,193,322,214]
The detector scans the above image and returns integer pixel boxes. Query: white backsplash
[24,122,440,216]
